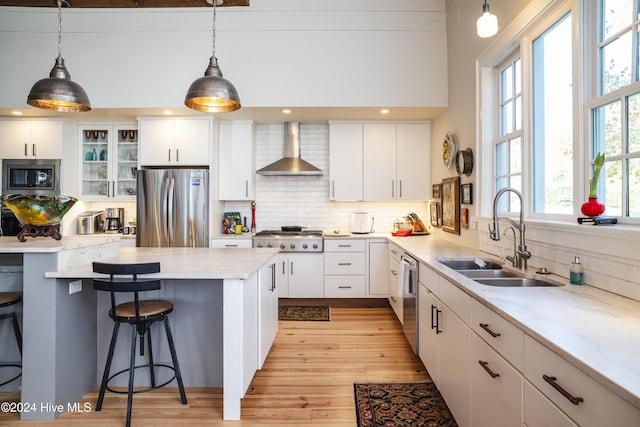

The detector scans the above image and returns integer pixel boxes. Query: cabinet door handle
[478,360,500,378]
[479,323,501,338]
[435,308,442,334]
[399,180,402,198]
[391,270,398,276]
[338,244,352,248]
[390,296,397,302]
[390,249,398,254]
[332,180,335,198]
[112,181,115,197]
[176,149,179,162]
[32,143,36,157]
[338,262,352,266]
[245,180,249,198]
[168,149,171,162]
[290,261,294,275]
[24,143,28,157]
[431,304,437,329]
[543,375,584,405]
[224,244,239,248]
[391,180,395,198]
[270,263,276,291]
[338,286,352,289]
[282,261,286,275]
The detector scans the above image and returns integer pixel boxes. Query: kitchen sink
[458,270,518,278]
[474,277,563,287]
[438,258,504,270]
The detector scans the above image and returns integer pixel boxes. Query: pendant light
[184,0,241,113]
[27,0,91,112]
[477,0,498,38]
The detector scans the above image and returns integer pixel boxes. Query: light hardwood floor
[0,306,428,426]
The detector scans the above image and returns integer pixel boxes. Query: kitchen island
[0,236,278,421]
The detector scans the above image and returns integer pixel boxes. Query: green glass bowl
[1,194,77,226]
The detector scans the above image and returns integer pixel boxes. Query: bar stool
[92,262,187,427]
[0,292,22,387]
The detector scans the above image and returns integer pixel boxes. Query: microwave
[2,159,61,195]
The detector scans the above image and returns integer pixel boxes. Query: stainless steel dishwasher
[400,252,418,353]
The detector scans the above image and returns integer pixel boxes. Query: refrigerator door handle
[167,176,175,244]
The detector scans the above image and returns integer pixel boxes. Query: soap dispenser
[570,256,584,285]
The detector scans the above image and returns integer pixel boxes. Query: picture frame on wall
[430,201,440,227]
[432,184,441,199]
[461,207,469,229]
[461,183,473,205]
[441,176,460,235]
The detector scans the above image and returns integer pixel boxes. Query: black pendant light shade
[27,56,91,112]
[184,56,241,113]
[27,0,91,112]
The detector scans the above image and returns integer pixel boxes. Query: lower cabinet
[418,280,439,386]
[367,240,388,297]
[524,380,578,427]
[277,253,324,298]
[470,333,522,427]
[258,261,278,368]
[324,239,366,297]
[210,237,253,248]
[388,243,402,321]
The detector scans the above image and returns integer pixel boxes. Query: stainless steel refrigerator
[136,167,209,247]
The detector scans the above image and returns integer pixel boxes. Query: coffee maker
[105,207,124,234]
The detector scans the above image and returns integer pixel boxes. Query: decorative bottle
[570,256,584,285]
[91,148,97,161]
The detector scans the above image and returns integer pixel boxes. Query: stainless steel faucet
[489,187,531,270]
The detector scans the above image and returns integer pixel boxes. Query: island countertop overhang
[44,246,280,280]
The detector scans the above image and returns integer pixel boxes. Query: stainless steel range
[253,229,324,252]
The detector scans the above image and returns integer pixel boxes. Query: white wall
[0,0,447,110]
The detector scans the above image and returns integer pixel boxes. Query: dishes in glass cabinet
[1,194,77,226]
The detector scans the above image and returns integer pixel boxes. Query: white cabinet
[78,124,138,200]
[363,122,431,200]
[138,117,211,166]
[524,335,640,427]
[324,239,366,297]
[0,120,63,159]
[329,122,363,200]
[524,381,578,427]
[470,333,522,427]
[218,121,255,200]
[367,240,388,296]
[328,121,431,201]
[209,237,253,248]
[418,279,439,385]
[258,261,278,368]
[387,243,402,322]
[276,253,324,298]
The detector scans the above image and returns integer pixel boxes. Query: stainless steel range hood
[256,122,323,176]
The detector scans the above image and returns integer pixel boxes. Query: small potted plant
[581,152,605,217]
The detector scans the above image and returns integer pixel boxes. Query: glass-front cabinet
[78,124,138,200]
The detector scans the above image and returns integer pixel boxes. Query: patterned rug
[354,382,458,427]
[278,305,331,321]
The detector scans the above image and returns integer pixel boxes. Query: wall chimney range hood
[256,122,323,176]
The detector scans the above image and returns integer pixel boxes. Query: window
[495,57,522,213]
[591,0,640,218]
[532,13,573,214]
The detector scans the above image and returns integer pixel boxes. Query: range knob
[302,243,308,249]
[290,243,296,250]
[256,243,263,248]
[312,243,318,249]
[267,243,273,248]
[280,243,286,250]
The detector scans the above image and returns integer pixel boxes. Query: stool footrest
[105,363,178,395]
[0,363,22,387]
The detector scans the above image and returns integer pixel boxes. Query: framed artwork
[461,208,469,229]
[461,183,473,205]
[441,176,460,235]
[432,184,441,199]
[430,201,440,227]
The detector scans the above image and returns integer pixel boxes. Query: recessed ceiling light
[163,110,173,115]
[11,111,23,115]
[380,109,390,114]
[282,109,291,114]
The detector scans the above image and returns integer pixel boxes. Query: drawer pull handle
[390,296,397,302]
[479,323,501,338]
[391,270,398,276]
[478,360,500,378]
[338,286,352,289]
[338,262,352,266]
[225,244,239,247]
[543,375,584,405]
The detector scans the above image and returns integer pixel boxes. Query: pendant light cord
[211,0,217,60]
[57,0,63,58]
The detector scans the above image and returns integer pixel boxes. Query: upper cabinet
[0,120,63,159]
[78,124,138,200]
[138,117,211,166]
[218,121,255,201]
[329,121,431,201]
[329,123,363,200]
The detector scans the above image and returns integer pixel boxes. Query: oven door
[2,159,61,195]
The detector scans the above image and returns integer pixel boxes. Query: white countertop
[46,246,279,280]
[0,235,119,253]
[388,234,640,409]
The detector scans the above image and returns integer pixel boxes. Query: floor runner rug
[278,305,331,321]
[354,382,458,427]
